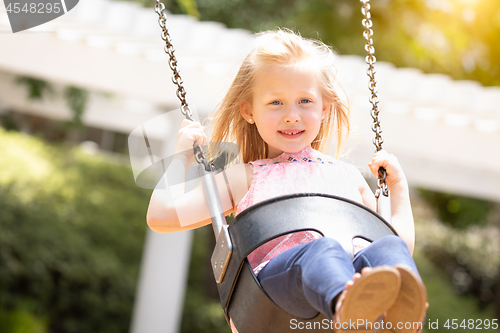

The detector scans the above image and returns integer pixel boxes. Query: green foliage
[147,0,500,87]
[195,0,299,33]
[135,0,199,17]
[181,226,230,333]
[16,77,54,101]
[414,249,497,333]
[416,215,500,314]
[417,189,492,229]
[15,76,90,131]
[0,128,150,333]
[64,86,89,129]
[176,0,199,18]
[0,308,47,333]
[0,111,21,132]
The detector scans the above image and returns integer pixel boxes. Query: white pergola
[1,1,499,332]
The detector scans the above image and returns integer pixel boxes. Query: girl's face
[241,64,328,159]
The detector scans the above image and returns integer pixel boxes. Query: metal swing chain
[153,0,210,170]
[153,1,228,256]
[360,0,389,198]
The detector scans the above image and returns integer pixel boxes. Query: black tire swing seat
[216,193,397,333]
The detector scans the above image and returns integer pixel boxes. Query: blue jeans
[257,235,419,319]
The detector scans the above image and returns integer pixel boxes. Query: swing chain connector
[211,225,233,283]
[197,163,233,283]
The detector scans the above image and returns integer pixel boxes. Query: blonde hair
[209,29,350,164]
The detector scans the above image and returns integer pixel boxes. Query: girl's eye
[270,100,282,105]
[300,98,312,104]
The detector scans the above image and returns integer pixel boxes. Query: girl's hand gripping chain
[174,119,208,160]
[368,150,415,255]
[148,118,247,232]
[368,150,407,192]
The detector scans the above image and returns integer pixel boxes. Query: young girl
[147,29,427,332]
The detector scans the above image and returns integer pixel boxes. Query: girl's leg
[352,235,419,277]
[353,235,427,333]
[257,237,354,319]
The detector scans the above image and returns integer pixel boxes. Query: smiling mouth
[278,130,305,136]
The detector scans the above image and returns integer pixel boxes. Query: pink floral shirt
[236,146,364,275]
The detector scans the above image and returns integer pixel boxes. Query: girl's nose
[284,105,300,123]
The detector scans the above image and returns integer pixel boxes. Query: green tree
[154,0,500,86]
[0,128,150,333]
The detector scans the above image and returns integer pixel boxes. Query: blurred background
[0,0,499,332]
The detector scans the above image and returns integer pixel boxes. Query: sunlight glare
[454,0,481,6]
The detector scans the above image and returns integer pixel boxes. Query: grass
[415,250,498,333]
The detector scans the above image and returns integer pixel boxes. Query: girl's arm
[146,119,251,233]
[367,150,415,255]
[147,162,250,232]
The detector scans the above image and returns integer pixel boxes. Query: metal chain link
[360,0,388,197]
[154,0,210,169]
[154,0,192,120]
[194,144,210,170]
